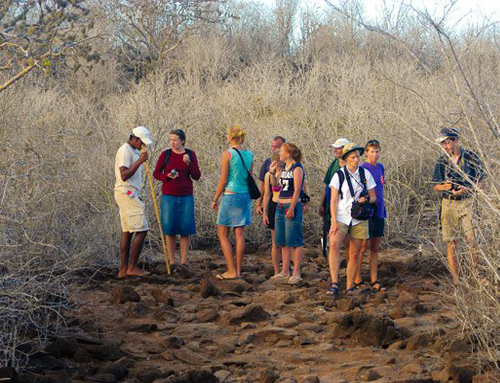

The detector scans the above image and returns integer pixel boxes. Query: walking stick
[142,147,171,275]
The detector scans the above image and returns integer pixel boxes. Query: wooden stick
[143,148,171,275]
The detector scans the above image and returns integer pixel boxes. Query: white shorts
[114,190,149,233]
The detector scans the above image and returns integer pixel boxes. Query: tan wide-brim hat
[341,142,365,160]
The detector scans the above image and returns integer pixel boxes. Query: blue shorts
[275,202,303,248]
[217,193,252,228]
[160,195,196,236]
[369,218,385,238]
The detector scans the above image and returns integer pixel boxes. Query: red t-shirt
[153,150,201,196]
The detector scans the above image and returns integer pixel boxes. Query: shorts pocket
[127,211,146,231]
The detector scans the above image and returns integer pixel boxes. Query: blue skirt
[217,193,252,227]
[160,195,196,236]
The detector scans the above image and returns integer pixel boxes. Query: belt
[443,194,469,201]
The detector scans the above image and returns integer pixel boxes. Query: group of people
[113,124,484,293]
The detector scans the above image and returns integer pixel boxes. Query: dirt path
[14,248,489,383]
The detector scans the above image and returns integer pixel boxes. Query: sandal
[370,280,387,292]
[327,282,340,298]
[354,281,366,290]
[345,286,357,296]
[216,274,239,280]
[288,275,302,285]
[270,271,290,280]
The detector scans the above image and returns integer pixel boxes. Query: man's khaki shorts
[114,190,149,233]
[441,198,474,243]
[338,220,369,240]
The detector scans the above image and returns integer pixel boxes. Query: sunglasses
[367,139,380,145]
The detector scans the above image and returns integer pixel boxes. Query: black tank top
[279,162,304,199]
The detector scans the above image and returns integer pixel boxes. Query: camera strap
[344,166,367,199]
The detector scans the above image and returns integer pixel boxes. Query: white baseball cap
[132,126,153,146]
[331,138,350,148]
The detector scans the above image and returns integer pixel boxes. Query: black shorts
[369,218,385,238]
[267,200,278,230]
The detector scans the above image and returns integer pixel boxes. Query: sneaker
[288,275,302,285]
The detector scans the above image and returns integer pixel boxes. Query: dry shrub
[1,0,500,372]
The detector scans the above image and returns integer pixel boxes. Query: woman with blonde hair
[212,124,254,279]
[269,143,305,284]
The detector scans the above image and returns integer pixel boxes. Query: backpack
[160,149,194,172]
[335,166,368,200]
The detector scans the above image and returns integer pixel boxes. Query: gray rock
[173,348,207,365]
[111,286,140,304]
[90,373,118,383]
[406,334,432,351]
[229,305,270,325]
[214,370,231,381]
[259,367,279,383]
[302,376,320,383]
[274,315,299,328]
[85,343,125,362]
[130,367,171,383]
[196,309,219,322]
[98,361,128,380]
[200,279,220,298]
[293,336,316,346]
[161,336,185,349]
[296,323,323,333]
[150,287,170,303]
[45,339,80,358]
[366,370,382,381]
[185,342,200,352]
[177,370,219,383]
[274,340,293,347]
[331,312,406,347]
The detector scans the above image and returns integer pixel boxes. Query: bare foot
[118,270,127,279]
[127,267,150,277]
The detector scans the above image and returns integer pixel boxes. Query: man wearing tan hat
[114,126,153,278]
[319,138,350,257]
[432,127,484,284]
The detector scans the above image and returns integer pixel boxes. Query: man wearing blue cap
[432,127,484,284]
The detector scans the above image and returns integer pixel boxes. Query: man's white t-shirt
[115,143,142,197]
[329,166,376,226]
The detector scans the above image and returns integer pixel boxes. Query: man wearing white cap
[114,126,153,278]
[319,138,350,257]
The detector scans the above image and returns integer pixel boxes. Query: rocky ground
[5,247,500,383]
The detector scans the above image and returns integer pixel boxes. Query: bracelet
[270,171,276,175]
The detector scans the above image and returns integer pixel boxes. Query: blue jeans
[275,202,303,248]
[160,195,196,236]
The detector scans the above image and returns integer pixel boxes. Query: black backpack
[160,149,194,172]
[335,166,368,200]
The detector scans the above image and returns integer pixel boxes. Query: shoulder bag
[233,148,261,200]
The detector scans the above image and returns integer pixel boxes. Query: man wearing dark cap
[432,127,485,284]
